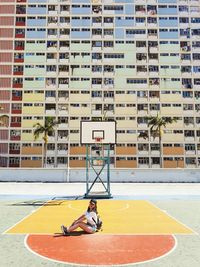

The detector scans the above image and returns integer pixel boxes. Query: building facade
[0,0,200,169]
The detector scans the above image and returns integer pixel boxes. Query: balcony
[136,53,147,63]
[16,6,26,15]
[148,33,158,39]
[58,106,68,115]
[15,33,25,38]
[190,6,200,16]
[46,149,55,156]
[136,46,147,53]
[48,6,58,16]
[45,109,56,115]
[58,135,68,141]
[92,83,102,89]
[13,65,24,76]
[60,6,70,15]
[184,136,195,142]
[59,70,69,76]
[135,7,146,16]
[15,45,24,50]
[10,122,21,127]
[9,149,20,155]
[13,71,23,76]
[46,57,57,64]
[57,149,68,156]
[12,82,23,88]
[47,18,58,26]
[58,83,69,89]
[11,109,22,114]
[185,149,196,155]
[137,66,147,76]
[58,96,69,102]
[12,92,22,101]
[47,34,57,39]
[9,162,20,168]
[92,5,102,14]
[16,19,26,26]
[14,53,24,63]
[10,135,21,141]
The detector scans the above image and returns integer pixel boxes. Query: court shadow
[54,230,87,237]
[10,200,65,206]
[9,196,82,207]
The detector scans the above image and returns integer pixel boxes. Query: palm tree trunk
[159,126,162,168]
[44,142,47,168]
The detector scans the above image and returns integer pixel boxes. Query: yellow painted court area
[6,200,193,235]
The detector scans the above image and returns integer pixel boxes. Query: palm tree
[0,106,9,127]
[0,115,9,126]
[145,114,177,168]
[33,117,58,167]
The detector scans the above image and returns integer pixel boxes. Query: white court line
[2,199,51,235]
[24,234,177,267]
[4,232,195,236]
[67,202,82,211]
[147,200,198,235]
[67,202,130,212]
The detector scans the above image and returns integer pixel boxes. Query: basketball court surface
[1,182,200,267]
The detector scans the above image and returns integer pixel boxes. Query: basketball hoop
[95,137,102,143]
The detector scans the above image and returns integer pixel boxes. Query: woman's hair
[87,199,98,214]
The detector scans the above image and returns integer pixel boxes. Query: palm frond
[33,123,45,140]
[0,115,9,126]
[138,131,148,139]
[0,115,9,119]
[33,117,58,141]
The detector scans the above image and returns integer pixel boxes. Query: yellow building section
[6,200,193,235]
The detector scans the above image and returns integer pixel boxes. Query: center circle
[26,234,176,265]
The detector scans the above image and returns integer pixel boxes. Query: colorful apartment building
[0,0,200,169]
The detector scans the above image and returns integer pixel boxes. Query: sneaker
[61,225,68,235]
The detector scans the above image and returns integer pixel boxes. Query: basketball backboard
[80,121,116,144]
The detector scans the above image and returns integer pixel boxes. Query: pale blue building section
[158,7,177,15]
[115,17,135,27]
[71,18,91,27]
[26,30,46,39]
[159,18,178,27]
[115,28,125,39]
[115,7,124,15]
[124,5,135,15]
[159,29,179,39]
[71,30,90,39]
[27,18,46,27]
[71,6,91,15]
[27,7,47,14]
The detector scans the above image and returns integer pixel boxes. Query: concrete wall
[0,168,200,182]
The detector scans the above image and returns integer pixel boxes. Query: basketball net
[95,137,102,143]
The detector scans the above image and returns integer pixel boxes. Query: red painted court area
[27,234,175,265]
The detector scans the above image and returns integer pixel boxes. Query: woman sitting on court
[61,199,98,235]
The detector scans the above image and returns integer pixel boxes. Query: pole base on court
[84,191,112,199]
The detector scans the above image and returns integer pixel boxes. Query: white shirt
[85,211,97,226]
